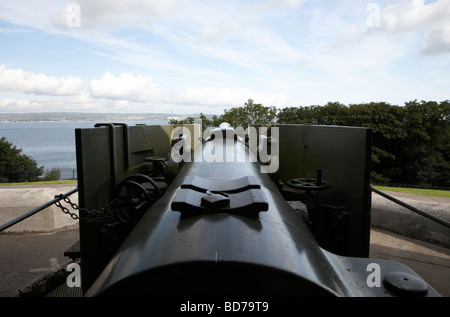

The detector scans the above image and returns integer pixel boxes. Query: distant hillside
[0,112,194,122]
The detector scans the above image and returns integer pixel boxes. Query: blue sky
[0,0,449,114]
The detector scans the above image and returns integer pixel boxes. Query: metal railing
[1,185,448,232]
[0,187,78,233]
[370,185,450,229]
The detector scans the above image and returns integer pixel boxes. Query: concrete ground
[369,228,449,296]
[371,189,450,248]
[0,226,448,297]
[0,228,79,297]
[375,190,450,205]
[0,183,448,297]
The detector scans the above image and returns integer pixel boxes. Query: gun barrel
[79,124,440,297]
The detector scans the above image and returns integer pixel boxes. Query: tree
[401,100,450,187]
[171,99,450,187]
[277,105,319,124]
[43,167,61,181]
[276,100,450,187]
[220,99,278,128]
[0,137,44,183]
[276,101,408,184]
[315,102,348,125]
[169,99,277,131]
[347,102,407,184]
[169,113,216,133]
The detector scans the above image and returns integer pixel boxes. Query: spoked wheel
[286,178,331,194]
[112,174,161,224]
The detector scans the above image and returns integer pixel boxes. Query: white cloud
[382,0,450,54]
[1,0,448,115]
[0,65,85,96]
[329,0,450,58]
[0,1,58,33]
[0,93,148,113]
[256,0,306,9]
[0,94,97,112]
[422,26,450,55]
[0,98,31,112]
[382,0,450,32]
[0,66,287,113]
[199,22,231,44]
[50,0,180,30]
[89,72,162,101]
[0,26,29,34]
[165,86,288,108]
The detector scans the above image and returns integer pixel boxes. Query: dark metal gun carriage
[73,122,440,297]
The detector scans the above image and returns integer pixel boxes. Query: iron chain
[54,194,117,223]
[54,199,79,220]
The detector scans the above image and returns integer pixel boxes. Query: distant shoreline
[0,182,77,189]
[0,120,171,123]
[0,112,198,123]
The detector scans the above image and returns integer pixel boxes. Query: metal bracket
[171,176,268,215]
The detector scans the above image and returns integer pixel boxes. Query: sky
[0,0,449,115]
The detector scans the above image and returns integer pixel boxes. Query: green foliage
[373,186,450,199]
[171,98,449,188]
[43,167,61,181]
[278,100,449,188]
[220,99,277,128]
[0,137,44,183]
[170,113,219,133]
[170,99,277,132]
[401,100,450,187]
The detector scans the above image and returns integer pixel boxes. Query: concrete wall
[1,186,449,250]
[371,192,450,248]
[0,187,79,233]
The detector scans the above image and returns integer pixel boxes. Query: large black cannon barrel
[84,125,440,297]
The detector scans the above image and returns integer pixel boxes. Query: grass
[1,180,448,198]
[0,180,77,186]
[373,186,450,199]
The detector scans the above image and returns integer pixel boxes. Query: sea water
[0,121,167,180]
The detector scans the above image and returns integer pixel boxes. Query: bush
[42,168,61,181]
[0,137,44,183]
